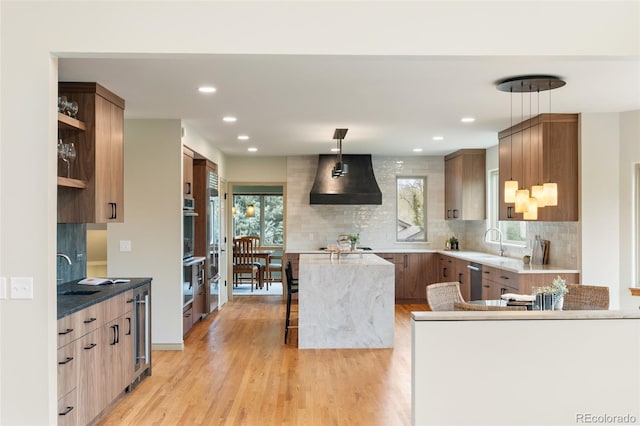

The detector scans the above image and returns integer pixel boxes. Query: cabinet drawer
[483,266,519,292]
[57,303,101,348]
[57,342,78,397]
[102,290,135,321]
[58,388,78,426]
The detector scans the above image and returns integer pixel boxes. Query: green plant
[539,276,569,296]
[348,233,360,245]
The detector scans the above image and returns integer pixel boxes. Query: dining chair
[267,249,283,284]
[453,301,526,311]
[426,281,464,311]
[284,260,299,344]
[562,284,609,310]
[232,237,263,292]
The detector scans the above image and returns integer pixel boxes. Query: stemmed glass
[57,139,67,176]
[65,143,76,178]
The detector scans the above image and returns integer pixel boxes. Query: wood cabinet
[437,254,470,300]
[444,149,486,220]
[58,83,125,223]
[481,266,519,300]
[377,252,436,303]
[183,147,194,197]
[498,113,578,221]
[57,288,141,425]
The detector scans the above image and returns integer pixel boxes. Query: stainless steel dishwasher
[467,263,483,300]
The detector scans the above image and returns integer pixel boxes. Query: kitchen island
[298,253,394,349]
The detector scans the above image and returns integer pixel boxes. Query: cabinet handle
[127,298,135,303]
[58,356,74,365]
[446,210,452,219]
[458,273,463,284]
[483,285,490,288]
[483,270,490,274]
[453,209,459,219]
[507,206,513,219]
[404,255,407,268]
[108,202,117,219]
[58,406,74,416]
[83,343,97,350]
[126,317,132,335]
[83,317,97,324]
[58,328,74,335]
[443,267,448,278]
[186,182,192,195]
[500,288,508,295]
[185,312,191,318]
[500,276,510,280]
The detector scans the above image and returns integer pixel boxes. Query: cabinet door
[438,255,454,282]
[183,150,194,197]
[402,253,431,301]
[444,155,462,219]
[57,388,78,426]
[95,96,125,222]
[77,329,102,426]
[104,314,135,402]
[454,259,470,301]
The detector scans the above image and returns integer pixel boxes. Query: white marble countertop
[299,252,392,266]
[289,249,579,274]
[412,310,640,321]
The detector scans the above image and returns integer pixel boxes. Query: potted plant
[534,276,569,310]
[348,233,360,250]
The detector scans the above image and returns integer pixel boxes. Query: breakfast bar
[298,253,394,349]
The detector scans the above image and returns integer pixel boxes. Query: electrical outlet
[119,240,132,252]
[10,277,33,299]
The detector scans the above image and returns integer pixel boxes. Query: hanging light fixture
[514,80,530,214]
[531,88,547,208]
[497,74,566,214]
[504,86,518,203]
[331,128,349,178]
[245,204,255,217]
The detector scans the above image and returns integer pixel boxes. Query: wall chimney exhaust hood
[309,154,382,205]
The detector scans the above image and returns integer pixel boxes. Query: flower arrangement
[538,275,569,296]
[347,233,360,245]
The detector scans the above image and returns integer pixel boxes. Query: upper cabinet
[183,147,194,198]
[57,83,125,223]
[444,149,486,220]
[498,113,578,221]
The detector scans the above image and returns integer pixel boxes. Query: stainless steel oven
[183,256,205,308]
[183,197,197,259]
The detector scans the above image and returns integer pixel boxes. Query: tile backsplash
[57,223,87,284]
[285,155,578,268]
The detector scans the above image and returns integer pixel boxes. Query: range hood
[309,154,382,205]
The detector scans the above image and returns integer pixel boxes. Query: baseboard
[152,342,184,351]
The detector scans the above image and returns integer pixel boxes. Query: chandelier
[496,75,566,219]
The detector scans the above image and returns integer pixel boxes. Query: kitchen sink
[57,290,100,296]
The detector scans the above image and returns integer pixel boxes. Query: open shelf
[58,113,87,131]
[57,177,87,189]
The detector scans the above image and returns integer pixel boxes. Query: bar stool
[284,260,299,344]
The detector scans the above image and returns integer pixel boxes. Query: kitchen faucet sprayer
[57,253,72,265]
[483,228,504,257]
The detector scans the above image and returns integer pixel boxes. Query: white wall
[182,122,227,178]
[581,113,621,308]
[619,111,640,309]
[1,1,638,423]
[107,119,184,347]
[226,156,287,183]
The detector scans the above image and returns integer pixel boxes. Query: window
[396,177,427,242]
[488,169,526,245]
[233,191,283,246]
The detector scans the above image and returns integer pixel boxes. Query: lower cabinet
[58,288,141,426]
[377,252,436,303]
[183,305,193,337]
[438,255,471,301]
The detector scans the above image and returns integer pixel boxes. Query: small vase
[350,243,356,251]
[554,295,564,311]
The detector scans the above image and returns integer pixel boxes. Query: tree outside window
[233,194,283,246]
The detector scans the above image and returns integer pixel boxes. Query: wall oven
[183,196,197,259]
[183,256,205,308]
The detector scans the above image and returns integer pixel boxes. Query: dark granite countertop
[57,277,152,319]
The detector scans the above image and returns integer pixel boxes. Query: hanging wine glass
[66,143,76,178]
[58,139,67,177]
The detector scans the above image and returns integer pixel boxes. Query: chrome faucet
[56,253,72,265]
[484,228,505,257]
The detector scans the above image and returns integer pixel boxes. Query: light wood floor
[97,296,428,426]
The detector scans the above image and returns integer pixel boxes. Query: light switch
[10,277,33,299]
[0,277,6,299]
[119,240,132,252]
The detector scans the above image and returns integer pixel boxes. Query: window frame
[396,176,427,242]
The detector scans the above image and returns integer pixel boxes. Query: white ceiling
[59,54,640,157]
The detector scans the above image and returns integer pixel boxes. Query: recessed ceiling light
[396,161,404,164]
[413,148,423,153]
[330,148,340,152]
[461,117,475,123]
[248,147,258,152]
[198,86,216,93]
[223,116,237,123]
[237,135,250,141]
[432,136,444,141]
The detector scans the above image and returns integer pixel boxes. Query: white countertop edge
[411,310,640,321]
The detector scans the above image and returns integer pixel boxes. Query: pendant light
[524,89,538,220]
[504,87,518,203]
[245,204,255,217]
[514,80,530,214]
[497,75,566,214]
[530,88,547,207]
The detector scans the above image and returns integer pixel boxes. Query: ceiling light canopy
[461,117,475,123]
[248,147,257,152]
[237,135,249,140]
[332,128,348,178]
[432,136,444,141]
[223,116,237,122]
